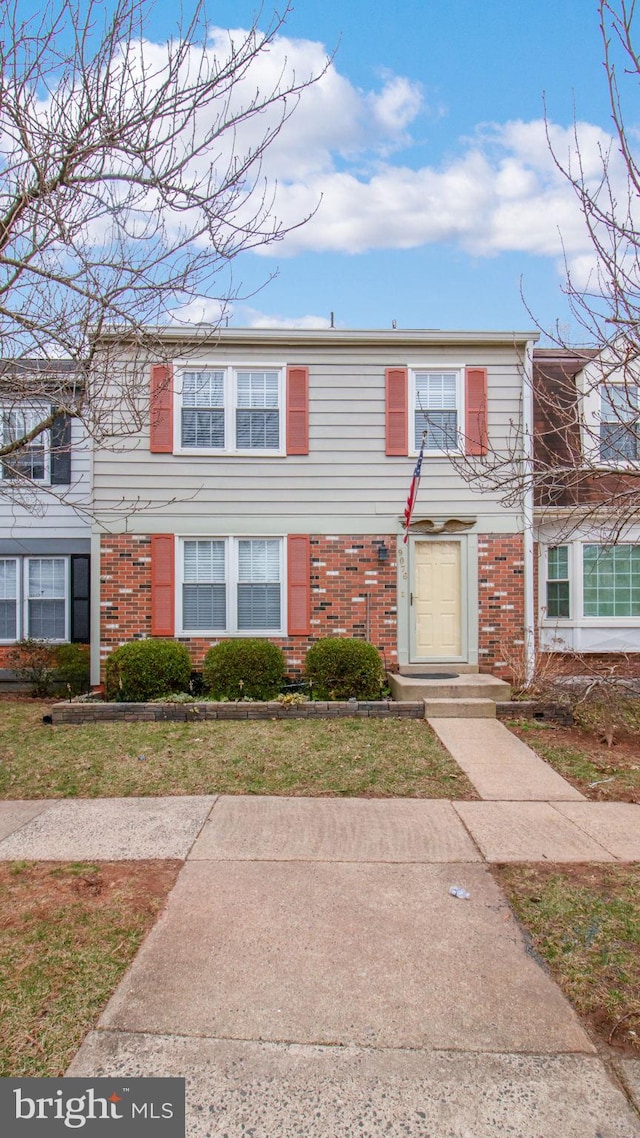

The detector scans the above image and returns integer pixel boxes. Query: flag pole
[402,429,427,543]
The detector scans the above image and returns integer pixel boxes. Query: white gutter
[523,339,536,686]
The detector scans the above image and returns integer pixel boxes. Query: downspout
[522,339,535,686]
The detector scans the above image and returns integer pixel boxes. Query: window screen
[181,371,225,449]
[0,559,17,639]
[414,372,458,450]
[546,546,570,618]
[27,558,66,639]
[599,384,639,462]
[182,539,226,629]
[237,539,281,629]
[236,371,280,450]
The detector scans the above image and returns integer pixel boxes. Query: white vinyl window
[180,538,283,634]
[178,366,283,453]
[1,408,49,481]
[599,383,639,463]
[0,559,18,640]
[412,371,461,452]
[0,557,69,642]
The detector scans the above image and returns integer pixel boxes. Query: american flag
[403,436,425,542]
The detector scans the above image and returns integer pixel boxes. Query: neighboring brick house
[89,327,539,684]
[534,347,640,664]
[0,363,91,679]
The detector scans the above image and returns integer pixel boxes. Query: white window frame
[409,366,465,456]
[0,405,51,484]
[539,540,640,629]
[580,367,640,469]
[0,556,70,643]
[173,362,286,457]
[176,536,286,637]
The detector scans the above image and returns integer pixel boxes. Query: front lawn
[508,718,640,802]
[0,701,475,799]
[0,860,179,1076]
[497,863,640,1055]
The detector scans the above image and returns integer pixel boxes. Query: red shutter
[287,534,311,635]
[385,368,408,456]
[286,366,309,454]
[151,534,175,636]
[465,367,488,456]
[150,364,174,453]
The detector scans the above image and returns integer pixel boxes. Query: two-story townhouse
[90,327,538,686]
[534,347,640,665]
[0,362,91,681]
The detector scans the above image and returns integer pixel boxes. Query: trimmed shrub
[7,639,58,697]
[105,639,191,701]
[203,639,285,700]
[55,643,91,696]
[304,637,385,700]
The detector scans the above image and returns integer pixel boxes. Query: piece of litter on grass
[137,755,147,762]
[588,776,615,788]
[449,885,470,900]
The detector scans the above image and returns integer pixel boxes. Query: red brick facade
[477,534,526,674]
[98,531,530,679]
[99,534,399,677]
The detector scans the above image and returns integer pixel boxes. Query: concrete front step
[389,672,511,702]
[397,664,480,676]
[423,698,497,718]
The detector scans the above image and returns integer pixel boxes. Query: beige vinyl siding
[92,339,529,535]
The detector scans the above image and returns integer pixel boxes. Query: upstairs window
[181,371,225,449]
[546,546,570,618]
[178,367,283,453]
[1,408,48,480]
[413,371,460,452]
[599,383,639,462]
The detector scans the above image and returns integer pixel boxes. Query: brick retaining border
[49,700,426,724]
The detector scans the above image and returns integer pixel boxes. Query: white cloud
[240,307,331,329]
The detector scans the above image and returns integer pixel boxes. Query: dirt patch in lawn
[496,862,640,1057]
[0,860,180,1076]
[508,719,640,802]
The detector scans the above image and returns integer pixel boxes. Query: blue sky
[20,0,627,338]
[192,0,617,338]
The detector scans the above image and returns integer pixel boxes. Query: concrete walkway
[0,718,639,1135]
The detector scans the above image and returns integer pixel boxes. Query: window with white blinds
[237,539,281,630]
[27,558,67,639]
[0,557,70,642]
[413,371,460,451]
[178,366,283,452]
[180,538,283,633]
[181,371,225,449]
[0,559,17,640]
[182,540,226,630]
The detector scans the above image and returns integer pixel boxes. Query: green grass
[0,701,475,799]
[0,861,179,1076]
[496,863,640,1052]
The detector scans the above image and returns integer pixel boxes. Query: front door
[412,539,463,660]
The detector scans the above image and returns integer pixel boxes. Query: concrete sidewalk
[1,717,639,1135]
